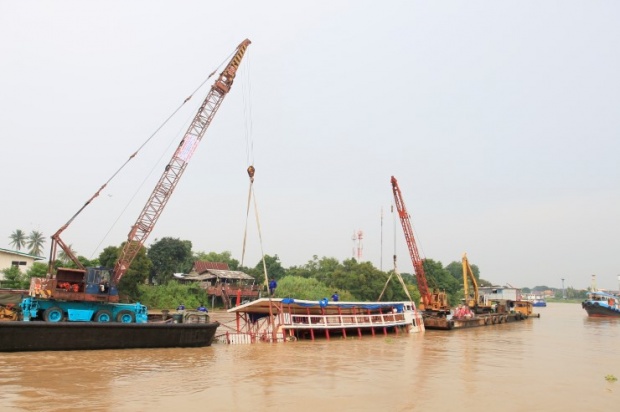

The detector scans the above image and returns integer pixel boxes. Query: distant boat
[582,291,620,318]
[532,299,547,307]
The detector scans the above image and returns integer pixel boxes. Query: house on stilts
[176,262,261,309]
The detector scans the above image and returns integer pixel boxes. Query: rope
[378,255,414,303]
[87,50,235,259]
[252,184,269,289]
[240,166,254,267]
[240,166,269,288]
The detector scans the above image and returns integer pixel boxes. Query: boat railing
[286,312,406,329]
[215,330,287,345]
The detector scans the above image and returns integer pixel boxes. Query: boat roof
[590,291,618,298]
[182,269,254,281]
[227,298,411,315]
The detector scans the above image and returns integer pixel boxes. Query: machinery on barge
[390,176,536,330]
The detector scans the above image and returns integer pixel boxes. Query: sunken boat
[218,297,425,344]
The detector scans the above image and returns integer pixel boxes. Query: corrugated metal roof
[193,261,230,273]
[0,248,46,260]
[183,269,254,281]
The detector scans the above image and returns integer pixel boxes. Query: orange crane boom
[112,39,251,283]
[391,176,449,313]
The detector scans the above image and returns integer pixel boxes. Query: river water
[1,302,618,411]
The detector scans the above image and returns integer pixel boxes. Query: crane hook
[247,165,255,182]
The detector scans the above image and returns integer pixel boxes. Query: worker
[269,278,277,296]
[197,304,208,312]
[99,281,109,293]
[331,291,339,302]
[99,272,110,293]
[177,303,185,311]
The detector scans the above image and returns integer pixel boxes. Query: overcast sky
[1,1,619,290]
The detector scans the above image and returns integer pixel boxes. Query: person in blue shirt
[269,278,277,296]
[177,303,185,311]
[331,292,339,302]
[197,304,208,312]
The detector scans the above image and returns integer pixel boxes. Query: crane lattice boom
[113,39,251,283]
[390,176,431,307]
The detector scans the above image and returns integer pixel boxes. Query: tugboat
[582,291,620,318]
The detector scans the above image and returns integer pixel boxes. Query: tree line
[2,235,490,309]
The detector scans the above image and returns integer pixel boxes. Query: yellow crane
[462,253,492,313]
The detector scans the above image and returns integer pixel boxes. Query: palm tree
[27,230,46,256]
[58,244,77,265]
[9,229,27,251]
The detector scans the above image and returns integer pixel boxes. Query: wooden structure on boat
[178,262,260,309]
[217,298,425,344]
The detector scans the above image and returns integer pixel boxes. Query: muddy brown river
[1,302,618,411]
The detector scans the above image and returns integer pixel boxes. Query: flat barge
[0,319,220,352]
[424,299,540,330]
[424,311,534,330]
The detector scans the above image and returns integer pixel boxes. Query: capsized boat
[218,298,424,343]
[582,291,620,318]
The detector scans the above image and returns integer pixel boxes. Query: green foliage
[421,259,461,306]
[445,260,481,282]
[444,261,462,282]
[98,245,119,267]
[605,374,617,383]
[532,285,551,291]
[54,254,96,270]
[148,237,193,284]
[97,244,152,302]
[270,256,421,303]
[138,282,210,310]
[79,256,97,267]
[257,254,286,282]
[26,262,48,279]
[553,287,587,300]
[1,266,27,289]
[118,246,152,302]
[275,276,352,300]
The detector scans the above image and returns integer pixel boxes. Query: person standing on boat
[177,303,185,312]
[269,278,277,296]
[331,292,339,302]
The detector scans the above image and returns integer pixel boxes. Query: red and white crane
[113,39,251,284]
[391,176,449,313]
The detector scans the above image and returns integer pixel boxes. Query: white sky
[1,1,619,291]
